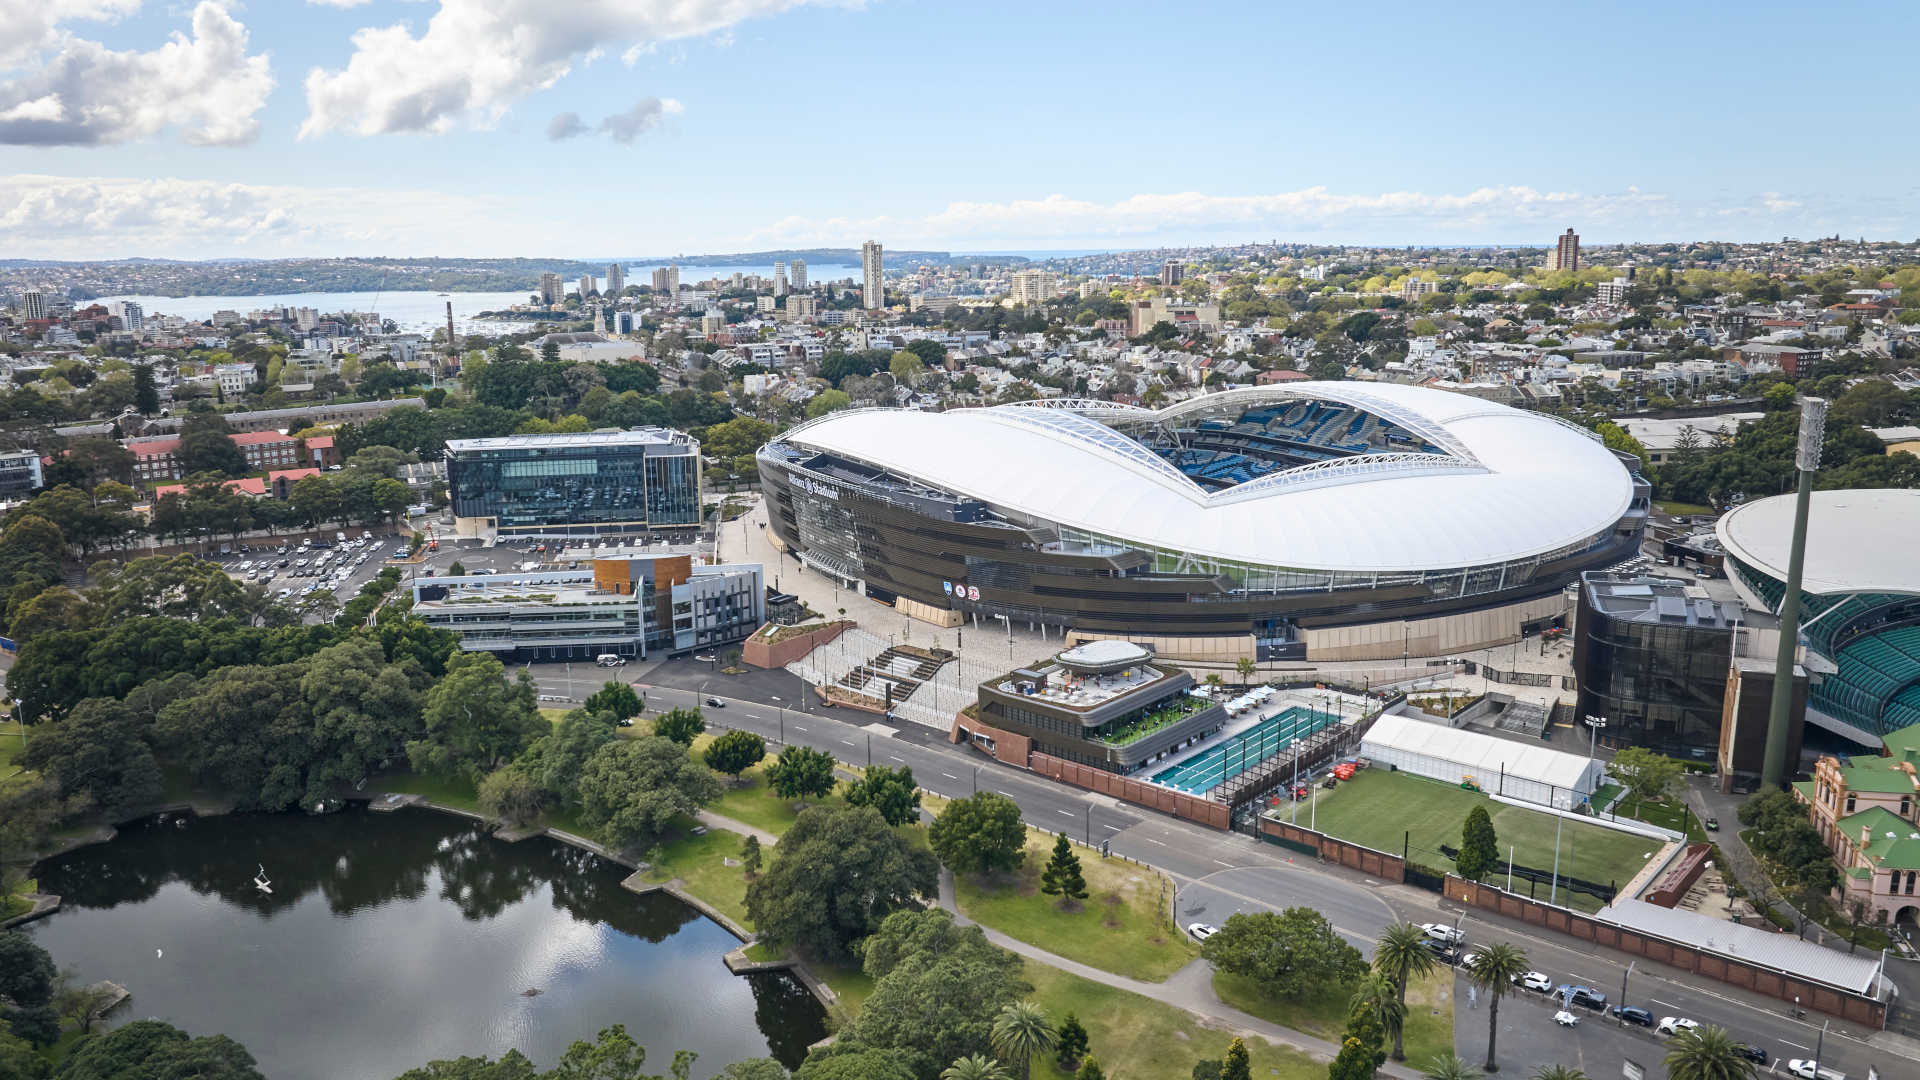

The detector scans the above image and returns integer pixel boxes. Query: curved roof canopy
[1717,488,1920,597]
[771,382,1635,573]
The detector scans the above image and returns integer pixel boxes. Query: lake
[25,806,824,1080]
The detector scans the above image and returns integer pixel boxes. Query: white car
[1551,1010,1580,1028]
[1787,1061,1845,1080]
[1187,922,1218,942]
[1420,922,1466,944]
[1458,951,1482,971]
[1656,1016,1700,1037]
[1515,971,1553,993]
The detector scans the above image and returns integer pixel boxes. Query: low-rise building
[1796,725,1920,924]
[0,448,44,498]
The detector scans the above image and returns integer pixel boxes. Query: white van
[596,654,627,667]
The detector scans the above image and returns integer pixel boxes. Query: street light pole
[1617,961,1634,1023]
[1549,812,1565,905]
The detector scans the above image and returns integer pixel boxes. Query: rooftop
[992,660,1178,713]
[1594,898,1882,995]
[1583,572,1743,629]
[1718,489,1920,597]
[445,427,695,453]
[1834,806,1920,870]
[1057,639,1153,673]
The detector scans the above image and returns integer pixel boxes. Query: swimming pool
[1150,705,1338,794]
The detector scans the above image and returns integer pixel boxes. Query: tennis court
[1151,705,1337,794]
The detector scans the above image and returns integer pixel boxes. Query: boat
[253,864,272,894]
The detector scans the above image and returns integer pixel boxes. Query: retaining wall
[741,620,851,670]
[1256,817,1407,881]
[1029,753,1231,829]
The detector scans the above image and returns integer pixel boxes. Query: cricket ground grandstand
[758,382,1649,663]
[1718,488,1920,745]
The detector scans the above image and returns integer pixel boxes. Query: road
[575,661,1907,1080]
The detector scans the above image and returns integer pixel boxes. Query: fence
[1437,843,1616,905]
[1030,753,1231,829]
[1255,817,1406,882]
[1213,710,1371,810]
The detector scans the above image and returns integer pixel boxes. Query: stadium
[758,382,1649,663]
[1718,488,1920,745]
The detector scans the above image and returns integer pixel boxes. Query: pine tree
[1456,805,1499,881]
[1039,834,1089,901]
[1074,1058,1105,1080]
[741,834,762,876]
[1219,1037,1251,1080]
[1053,1013,1088,1069]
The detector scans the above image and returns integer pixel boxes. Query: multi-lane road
[567,658,1908,1080]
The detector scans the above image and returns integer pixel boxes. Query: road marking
[1141,837,1166,846]
[792,725,807,732]
[1650,998,1677,1008]
[1101,824,1122,831]
[888,754,905,762]
[1057,810,1075,817]
[997,790,1016,798]
[1569,973,1595,982]
[840,739,856,746]
[1213,860,1234,867]
[941,773,959,780]
[1779,1040,1809,1050]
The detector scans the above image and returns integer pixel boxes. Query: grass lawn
[708,769,843,838]
[0,717,24,779]
[953,833,1197,982]
[1655,500,1716,517]
[1025,961,1322,1080]
[2,877,35,920]
[634,827,756,929]
[1212,965,1453,1067]
[1310,770,1658,906]
[377,771,484,815]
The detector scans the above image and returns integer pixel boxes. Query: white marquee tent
[1360,713,1604,810]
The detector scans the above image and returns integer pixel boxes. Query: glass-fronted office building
[1572,572,1743,762]
[445,429,701,537]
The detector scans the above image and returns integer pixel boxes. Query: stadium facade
[1718,489,1920,745]
[758,383,1648,662]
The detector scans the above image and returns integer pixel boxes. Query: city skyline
[2,1,1918,260]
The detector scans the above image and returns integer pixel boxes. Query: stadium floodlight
[1761,397,1827,789]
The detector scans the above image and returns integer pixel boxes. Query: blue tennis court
[1150,705,1338,794]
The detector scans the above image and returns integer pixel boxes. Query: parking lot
[212,529,408,614]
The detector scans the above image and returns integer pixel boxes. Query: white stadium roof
[777,382,1633,572]
[1717,488,1920,597]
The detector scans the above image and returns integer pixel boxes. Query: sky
[2,0,1917,260]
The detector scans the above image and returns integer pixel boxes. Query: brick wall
[1257,818,1406,881]
[948,712,1033,769]
[740,620,850,670]
[1029,752,1231,829]
[1445,876,1886,1028]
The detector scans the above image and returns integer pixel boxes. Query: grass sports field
[1307,769,1657,904]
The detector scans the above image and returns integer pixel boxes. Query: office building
[773,262,788,298]
[957,641,1227,773]
[0,449,44,498]
[861,241,884,309]
[411,554,764,662]
[444,428,702,538]
[790,259,807,290]
[651,265,680,295]
[539,273,564,305]
[606,263,625,294]
[1159,260,1184,286]
[1009,270,1057,304]
[21,290,46,320]
[1553,228,1581,271]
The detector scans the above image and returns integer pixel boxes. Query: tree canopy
[1198,908,1366,1002]
[745,805,938,959]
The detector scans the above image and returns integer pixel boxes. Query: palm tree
[1663,1025,1759,1080]
[1373,921,1436,1061]
[1465,941,1529,1073]
[989,1001,1054,1080]
[1422,1052,1482,1080]
[1350,970,1408,1054]
[1530,1068,1591,1080]
[941,1055,1011,1080]
[1235,656,1257,683]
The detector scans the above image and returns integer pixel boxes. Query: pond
[26,806,824,1079]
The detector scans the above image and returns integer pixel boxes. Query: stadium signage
[788,472,840,500]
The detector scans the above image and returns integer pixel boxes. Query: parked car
[704,697,726,708]
[1787,1060,1845,1080]
[1555,985,1607,1010]
[1610,1005,1654,1027]
[1705,817,1720,831]
[1457,952,1481,971]
[1656,1016,1700,1037]
[1515,971,1552,993]
[1735,1045,1769,1065]
[1551,1010,1580,1028]
[1187,923,1218,942]
[1419,923,1465,944]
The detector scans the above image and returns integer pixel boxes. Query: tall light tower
[1761,396,1827,789]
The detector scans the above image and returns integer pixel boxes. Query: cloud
[0,1,274,147]
[0,0,140,68]
[546,111,588,140]
[0,173,508,259]
[300,0,848,137]
[598,97,680,143]
[306,0,374,7]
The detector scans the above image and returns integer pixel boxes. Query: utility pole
[1549,812,1565,905]
[1617,961,1634,1022]
[1763,397,1826,789]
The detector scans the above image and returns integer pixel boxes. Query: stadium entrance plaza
[717,493,1574,714]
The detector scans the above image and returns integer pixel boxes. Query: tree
[1372,922,1435,1061]
[1661,1025,1756,1080]
[704,730,767,783]
[939,1057,1009,1080]
[1234,657,1256,682]
[1456,806,1498,882]
[652,708,705,747]
[793,1048,918,1080]
[1190,1062,1221,1080]
[576,736,723,852]
[0,932,58,1046]
[1200,909,1366,1003]
[1422,1053,1482,1080]
[177,415,250,478]
[1606,747,1683,817]
[1465,942,1529,1072]
[1347,971,1402,1070]
[584,681,643,723]
[715,1062,788,1080]
[478,764,544,828]
[523,709,620,808]
[408,651,545,782]
[20,697,162,815]
[133,362,160,413]
[741,834,763,876]
[806,389,852,419]
[53,1020,265,1079]
[1038,834,1088,903]
[843,909,1028,1078]
[842,764,922,826]
[1328,1034,1378,1080]
[1218,1037,1251,1080]
[989,1002,1053,1080]
[53,971,120,1036]
[930,792,1027,876]
[1051,1014,1087,1071]
[764,745,837,801]
[1073,1060,1104,1080]
[1530,1068,1592,1080]
[745,806,938,958]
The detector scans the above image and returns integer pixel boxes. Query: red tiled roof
[268,468,319,484]
[230,430,295,446]
[151,476,268,499]
[130,437,181,457]
[304,436,334,449]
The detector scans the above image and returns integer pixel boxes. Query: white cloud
[598,97,680,143]
[545,112,588,141]
[0,1,273,146]
[0,0,140,68]
[0,173,508,259]
[300,0,849,137]
[305,0,374,7]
